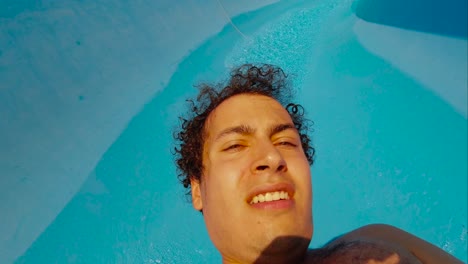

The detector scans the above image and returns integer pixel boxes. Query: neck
[222,236,310,264]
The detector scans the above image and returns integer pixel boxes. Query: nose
[251,141,287,174]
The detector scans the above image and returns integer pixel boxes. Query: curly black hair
[173,64,315,197]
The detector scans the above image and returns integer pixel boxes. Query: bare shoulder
[325,224,464,264]
[304,233,422,264]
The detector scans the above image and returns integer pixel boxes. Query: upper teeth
[250,191,290,204]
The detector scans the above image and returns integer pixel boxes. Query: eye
[274,137,299,148]
[223,144,245,152]
[276,141,297,147]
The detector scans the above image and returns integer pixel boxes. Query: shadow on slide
[353,0,467,39]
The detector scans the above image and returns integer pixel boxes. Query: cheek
[289,156,313,199]
[288,154,312,178]
[202,161,247,202]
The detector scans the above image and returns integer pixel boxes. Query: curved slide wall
[0,1,278,263]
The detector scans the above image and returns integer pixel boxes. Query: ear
[190,177,203,211]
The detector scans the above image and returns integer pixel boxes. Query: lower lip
[249,199,294,210]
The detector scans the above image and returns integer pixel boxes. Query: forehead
[204,94,292,136]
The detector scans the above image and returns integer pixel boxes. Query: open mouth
[249,190,290,204]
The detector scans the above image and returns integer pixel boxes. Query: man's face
[191,94,313,262]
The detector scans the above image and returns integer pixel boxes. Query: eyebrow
[215,124,254,141]
[268,123,297,137]
[214,123,297,141]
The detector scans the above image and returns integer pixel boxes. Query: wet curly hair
[173,64,315,197]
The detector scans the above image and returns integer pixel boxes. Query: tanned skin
[175,64,464,264]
